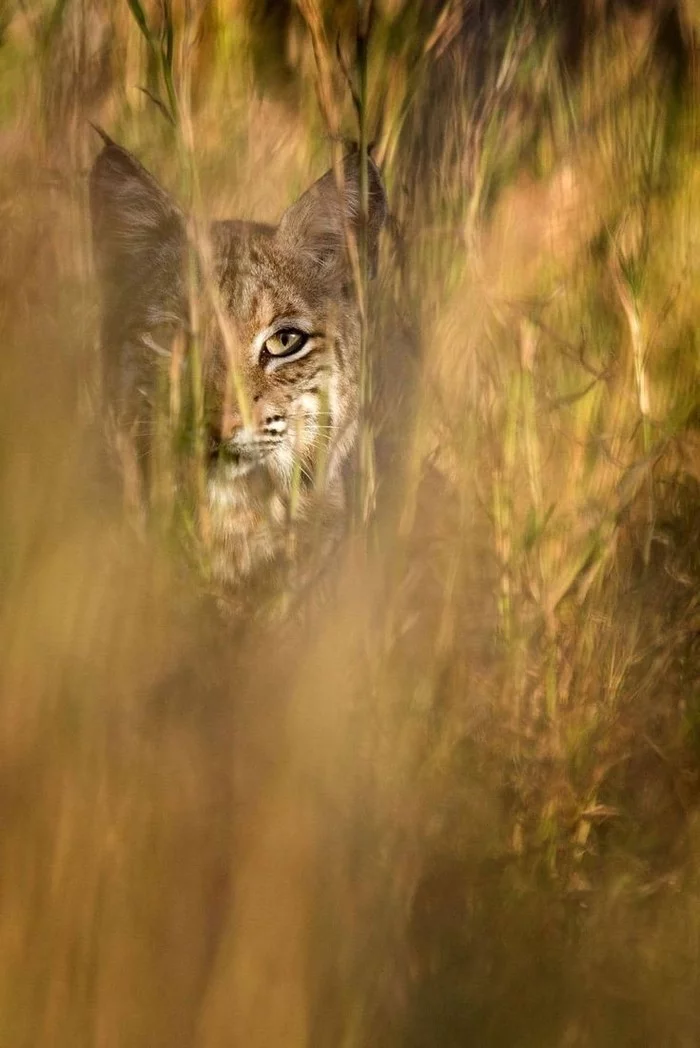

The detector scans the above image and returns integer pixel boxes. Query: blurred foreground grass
[1,1,700,1045]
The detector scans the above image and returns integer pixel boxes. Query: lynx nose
[218,410,243,442]
[208,409,242,450]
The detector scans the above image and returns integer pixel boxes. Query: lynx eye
[263,329,308,358]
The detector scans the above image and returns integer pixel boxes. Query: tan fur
[202,217,362,585]
[90,139,386,591]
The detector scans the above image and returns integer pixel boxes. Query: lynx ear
[276,153,387,281]
[89,134,186,331]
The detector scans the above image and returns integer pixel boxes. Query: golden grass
[1,2,700,1045]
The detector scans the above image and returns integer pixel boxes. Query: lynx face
[89,136,386,586]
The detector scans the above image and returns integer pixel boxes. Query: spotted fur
[90,135,386,588]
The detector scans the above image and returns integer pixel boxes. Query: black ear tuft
[276,153,387,281]
[89,122,116,148]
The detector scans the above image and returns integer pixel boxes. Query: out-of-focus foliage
[1,1,700,1046]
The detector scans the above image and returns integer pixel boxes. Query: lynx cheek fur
[89,136,386,588]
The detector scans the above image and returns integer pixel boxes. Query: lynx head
[90,134,386,581]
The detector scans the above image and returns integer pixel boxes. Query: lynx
[90,134,386,591]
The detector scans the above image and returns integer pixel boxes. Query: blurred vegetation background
[1,0,700,1045]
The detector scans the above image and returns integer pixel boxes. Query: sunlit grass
[1,2,700,1046]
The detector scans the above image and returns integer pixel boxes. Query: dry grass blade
[1,2,700,1046]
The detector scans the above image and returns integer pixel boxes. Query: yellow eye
[264,330,307,357]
